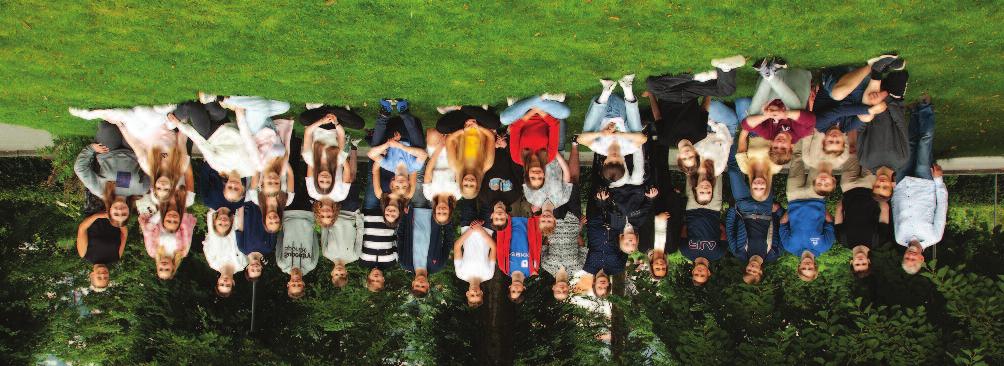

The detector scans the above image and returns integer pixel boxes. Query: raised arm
[737,130,750,153]
[73,146,104,196]
[366,141,392,161]
[76,213,104,257]
[554,153,572,183]
[575,131,604,147]
[119,225,128,257]
[371,163,384,198]
[621,132,648,148]
[425,145,444,184]
[284,161,295,194]
[343,148,357,183]
[932,175,948,243]
[234,107,265,172]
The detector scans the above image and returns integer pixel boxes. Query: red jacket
[509,113,560,166]
[495,215,542,276]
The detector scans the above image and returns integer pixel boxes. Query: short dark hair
[601,161,626,182]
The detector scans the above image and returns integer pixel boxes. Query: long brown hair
[688,159,717,205]
[257,189,287,233]
[147,145,186,197]
[102,181,135,227]
[521,148,548,189]
[311,141,342,195]
[158,189,189,232]
[261,156,287,195]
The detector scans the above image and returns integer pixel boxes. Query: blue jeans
[363,164,395,210]
[371,112,425,148]
[500,95,571,125]
[582,94,642,133]
[898,102,935,181]
[726,98,772,214]
[708,98,750,139]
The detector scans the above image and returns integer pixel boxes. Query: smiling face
[367,268,385,292]
[263,171,281,195]
[109,201,131,226]
[851,251,871,274]
[813,173,836,195]
[770,134,792,159]
[872,174,895,199]
[677,142,697,170]
[902,245,925,274]
[216,275,234,296]
[745,260,762,279]
[696,179,714,204]
[317,202,335,227]
[466,287,484,307]
[619,232,638,254]
[383,205,400,225]
[798,255,817,281]
[491,202,508,229]
[823,129,846,154]
[537,210,556,235]
[90,264,110,289]
[156,256,175,280]
[751,177,769,201]
[224,177,245,202]
[163,210,181,232]
[154,176,172,200]
[593,275,610,297]
[508,281,526,301]
[390,175,410,195]
[434,200,451,225]
[264,211,281,233]
[213,212,232,235]
[552,281,570,301]
[317,170,333,190]
[330,264,348,287]
[651,257,668,278]
[692,263,711,286]
[527,167,545,189]
[411,275,430,296]
[247,258,263,279]
[461,174,478,198]
[287,271,305,298]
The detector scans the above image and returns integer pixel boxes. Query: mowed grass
[0,1,1001,155]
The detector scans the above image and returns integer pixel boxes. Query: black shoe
[570,134,580,145]
[869,54,900,74]
[753,58,772,79]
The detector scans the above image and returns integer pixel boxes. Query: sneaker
[378,99,394,116]
[600,79,617,92]
[753,58,773,79]
[770,57,788,69]
[692,70,718,82]
[396,99,410,113]
[304,103,324,110]
[711,55,746,72]
[570,134,580,145]
[198,91,218,104]
[618,74,635,90]
[868,54,900,73]
[542,93,566,102]
[507,97,517,106]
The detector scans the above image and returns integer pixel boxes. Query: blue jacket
[236,201,278,255]
[726,206,785,262]
[583,213,627,275]
[780,199,835,257]
[194,160,246,211]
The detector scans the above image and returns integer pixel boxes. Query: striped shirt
[359,208,398,269]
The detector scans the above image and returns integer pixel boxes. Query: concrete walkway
[0,124,53,156]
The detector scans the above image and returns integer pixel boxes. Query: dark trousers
[174,101,229,139]
[645,67,737,104]
[298,105,365,130]
[435,106,502,133]
[370,112,425,148]
[95,121,128,151]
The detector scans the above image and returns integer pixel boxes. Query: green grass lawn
[1,1,1002,155]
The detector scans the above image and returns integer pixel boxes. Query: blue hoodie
[780,199,835,257]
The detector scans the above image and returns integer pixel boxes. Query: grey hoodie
[73,145,150,198]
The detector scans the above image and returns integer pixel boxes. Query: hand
[166,112,180,124]
[579,216,587,226]
[325,113,339,125]
[470,220,484,229]
[387,140,402,149]
[656,212,671,221]
[596,190,609,201]
[868,102,888,115]
[931,164,944,178]
[780,212,789,224]
[772,202,781,213]
[835,201,843,215]
[645,187,659,199]
[531,205,541,213]
[90,143,110,154]
[825,211,834,222]
[495,134,507,148]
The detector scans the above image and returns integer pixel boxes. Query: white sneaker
[304,103,324,110]
[692,70,719,82]
[600,79,617,92]
[542,93,566,102]
[711,55,746,72]
[618,74,635,90]
[507,97,517,106]
[436,106,461,114]
[198,92,218,104]
[68,107,97,120]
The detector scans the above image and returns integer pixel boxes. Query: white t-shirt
[202,209,248,273]
[248,188,295,207]
[693,121,732,176]
[305,169,352,202]
[454,226,496,282]
[423,146,462,200]
[588,135,641,157]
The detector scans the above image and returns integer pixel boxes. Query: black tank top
[84,218,121,264]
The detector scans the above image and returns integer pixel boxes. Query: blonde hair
[312,199,340,228]
[147,144,186,197]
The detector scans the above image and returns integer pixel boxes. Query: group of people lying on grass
[72,53,947,306]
